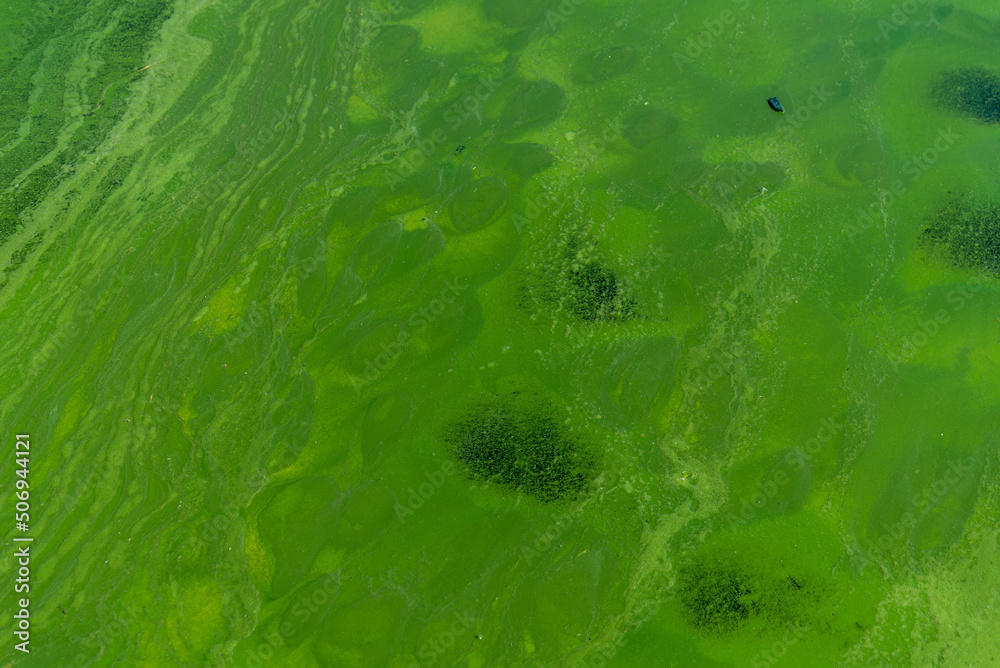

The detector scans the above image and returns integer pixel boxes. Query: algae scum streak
[3,0,1000,666]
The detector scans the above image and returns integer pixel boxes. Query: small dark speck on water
[767,97,784,113]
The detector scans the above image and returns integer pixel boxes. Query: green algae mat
[2,0,1000,665]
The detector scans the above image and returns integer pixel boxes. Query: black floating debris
[767,97,784,113]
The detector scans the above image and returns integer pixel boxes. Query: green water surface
[2,0,1000,666]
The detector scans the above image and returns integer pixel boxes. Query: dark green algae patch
[920,196,1000,277]
[663,518,883,665]
[929,67,1000,124]
[517,229,640,325]
[442,387,599,503]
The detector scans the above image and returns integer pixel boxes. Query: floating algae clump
[676,562,755,632]
[568,260,637,322]
[518,231,639,323]
[929,68,1000,124]
[920,197,1000,276]
[673,520,852,639]
[443,388,598,502]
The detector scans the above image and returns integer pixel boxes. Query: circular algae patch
[443,387,598,503]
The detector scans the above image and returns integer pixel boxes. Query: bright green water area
[2,0,1000,666]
